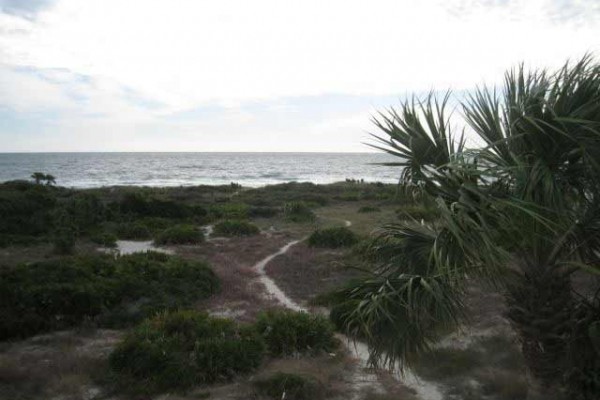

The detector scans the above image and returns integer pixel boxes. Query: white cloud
[0,0,599,151]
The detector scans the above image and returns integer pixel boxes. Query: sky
[0,0,599,152]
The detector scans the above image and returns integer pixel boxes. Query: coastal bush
[255,310,337,356]
[115,222,152,239]
[62,192,107,232]
[90,232,118,248]
[0,252,219,339]
[213,220,260,237]
[0,181,57,235]
[52,229,76,254]
[358,206,381,213]
[254,372,322,400]
[154,224,204,245]
[283,201,315,223]
[308,227,358,248]
[210,203,249,220]
[109,310,265,394]
[396,205,439,221]
[118,192,192,219]
[0,255,120,339]
[249,205,279,218]
[108,252,219,323]
[0,234,44,247]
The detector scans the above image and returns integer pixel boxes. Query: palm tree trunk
[506,270,573,396]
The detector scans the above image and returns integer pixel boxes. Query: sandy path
[252,218,443,400]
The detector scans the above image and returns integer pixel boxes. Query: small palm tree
[31,172,46,184]
[44,174,56,185]
[336,56,600,397]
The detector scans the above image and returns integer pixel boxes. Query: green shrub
[308,227,358,248]
[249,206,279,218]
[118,192,191,219]
[0,234,44,247]
[0,181,57,236]
[90,232,118,248]
[0,253,219,339]
[213,220,260,237]
[396,205,439,221]
[154,224,204,245]
[115,222,152,239]
[358,206,381,213]
[283,202,315,223]
[52,229,76,254]
[254,372,322,400]
[255,310,337,356]
[107,252,219,324]
[0,255,120,339]
[109,310,264,394]
[210,203,249,220]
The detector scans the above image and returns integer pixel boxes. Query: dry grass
[0,329,122,400]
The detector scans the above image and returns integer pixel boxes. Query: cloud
[0,0,54,18]
[0,0,599,151]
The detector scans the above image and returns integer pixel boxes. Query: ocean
[0,152,401,188]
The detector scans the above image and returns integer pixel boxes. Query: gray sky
[1,0,599,152]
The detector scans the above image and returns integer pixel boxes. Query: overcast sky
[1,0,598,152]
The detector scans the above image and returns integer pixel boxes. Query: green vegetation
[308,227,359,248]
[358,206,380,213]
[336,56,600,397]
[395,205,439,221]
[283,201,316,222]
[0,252,219,339]
[255,310,337,356]
[31,172,56,185]
[254,372,322,400]
[154,224,204,245]
[213,220,260,237]
[90,232,118,248]
[210,203,249,219]
[109,310,264,394]
[115,222,152,239]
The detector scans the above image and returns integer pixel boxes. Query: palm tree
[44,174,56,185]
[335,56,600,397]
[31,172,46,184]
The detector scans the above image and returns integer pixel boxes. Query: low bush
[154,224,204,245]
[118,192,192,219]
[90,232,118,248]
[115,222,152,239]
[358,206,381,213]
[213,220,260,237]
[254,372,322,400]
[0,234,44,247]
[396,205,439,221]
[109,310,264,394]
[210,203,249,220]
[0,252,219,339]
[52,229,76,255]
[255,310,337,356]
[283,202,315,223]
[249,206,279,218]
[308,227,358,248]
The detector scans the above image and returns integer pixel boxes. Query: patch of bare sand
[176,231,296,322]
[0,329,123,400]
[264,242,362,307]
